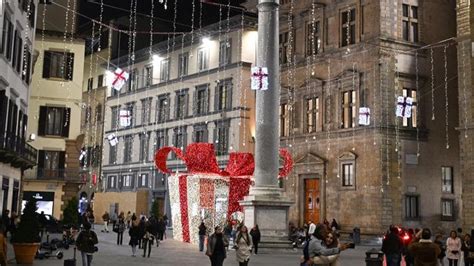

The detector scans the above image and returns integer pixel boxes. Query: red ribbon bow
[154,143,293,178]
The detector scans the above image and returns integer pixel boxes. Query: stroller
[36,235,64,260]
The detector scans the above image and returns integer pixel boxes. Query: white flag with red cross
[111,68,129,91]
[396,96,413,118]
[359,107,371,126]
[251,67,269,91]
[107,134,119,146]
[119,110,131,127]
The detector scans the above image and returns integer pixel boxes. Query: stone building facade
[94,16,258,220]
[456,0,474,232]
[245,0,459,234]
[0,0,38,215]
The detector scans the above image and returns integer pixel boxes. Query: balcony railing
[0,131,37,169]
[35,168,81,182]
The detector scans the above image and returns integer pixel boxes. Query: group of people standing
[382,226,474,266]
[199,221,261,266]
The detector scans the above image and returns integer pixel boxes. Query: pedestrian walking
[435,234,447,266]
[157,218,166,241]
[138,217,146,248]
[101,211,110,233]
[235,225,252,266]
[199,221,207,252]
[76,222,98,266]
[250,225,261,255]
[461,234,473,266]
[129,217,140,257]
[408,228,441,266]
[307,220,316,240]
[447,230,462,266]
[38,211,47,239]
[162,214,168,239]
[115,217,126,245]
[125,211,132,229]
[206,226,229,266]
[142,222,155,258]
[382,226,403,266]
[0,220,7,266]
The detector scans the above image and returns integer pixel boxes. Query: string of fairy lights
[29,0,466,229]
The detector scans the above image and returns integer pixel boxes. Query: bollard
[353,227,361,244]
[365,248,384,266]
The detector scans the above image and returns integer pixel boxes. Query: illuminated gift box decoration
[154,143,293,244]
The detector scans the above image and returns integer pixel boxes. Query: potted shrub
[12,198,41,264]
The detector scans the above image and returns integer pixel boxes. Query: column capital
[257,0,279,9]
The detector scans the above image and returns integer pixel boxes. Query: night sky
[78,0,248,33]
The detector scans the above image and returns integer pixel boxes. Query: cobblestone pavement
[7,229,375,265]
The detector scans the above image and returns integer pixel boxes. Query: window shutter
[203,128,208,143]
[58,151,65,169]
[66,53,74,80]
[38,106,47,136]
[61,108,70,137]
[37,150,45,177]
[227,83,232,109]
[42,51,50,78]
[0,91,8,138]
[193,91,197,115]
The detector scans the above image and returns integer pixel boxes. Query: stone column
[240,0,292,246]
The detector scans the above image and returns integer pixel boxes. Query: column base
[240,186,293,248]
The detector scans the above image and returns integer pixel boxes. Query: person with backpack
[76,222,98,266]
[115,217,126,245]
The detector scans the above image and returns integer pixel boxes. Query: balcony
[0,132,37,170]
[34,168,81,182]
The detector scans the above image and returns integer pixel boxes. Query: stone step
[258,239,293,249]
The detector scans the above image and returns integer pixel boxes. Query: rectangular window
[122,103,134,128]
[22,46,32,84]
[15,35,22,73]
[42,51,74,80]
[442,166,453,193]
[342,90,357,128]
[176,91,187,119]
[216,81,231,111]
[219,39,231,66]
[197,48,209,71]
[341,8,356,47]
[173,127,187,151]
[441,199,454,218]
[38,106,70,137]
[280,103,289,137]
[87,77,93,91]
[193,125,208,143]
[306,97,320,133]
[37,150,65,179]
[405,195,419,219]
[139,134,149,162]
[139,173,148,188]
[95,104,102,122]
[2,18,14,60]
[155,130,167,150]
[195,85,208,115]
[110,106,118,129]
[214,124,229,155]
[144,65,153,87]
[141,98,152,125]
[156,96,169,123]
[122,175,133,188]
[107,176,116,189]
[109,144,117,164]
[402,4,419,42]
[402,88,417,127]
[306,21,321,56]
[178,53,189,77]
[127,69,137,92]
[342,163,354,186]
[12,30,19,69]
[279,32,290,65]
[160,59,170,82]
[97,74,104,87]
[123,136,133,163]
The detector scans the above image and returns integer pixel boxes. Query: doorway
[304,178,320,224]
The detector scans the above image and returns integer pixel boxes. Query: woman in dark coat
[129,217,140,257]
[206,226,229,266]
[250,225,261,254]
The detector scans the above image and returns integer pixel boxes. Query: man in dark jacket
[408,228,441,266]
[76,222,98,266]
[382,226,403,266]
[198,221,207,252]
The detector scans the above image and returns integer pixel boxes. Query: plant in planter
[12,198,41,264]
[62,197,79,227]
